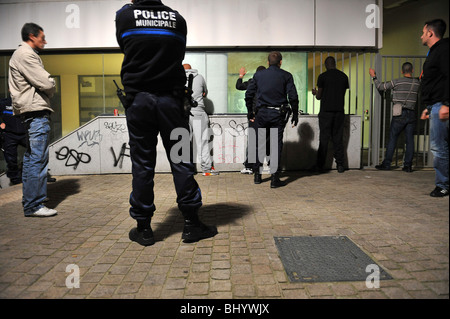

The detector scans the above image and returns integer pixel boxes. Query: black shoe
[430,187,449,197]
[10,179,22,185]
[337,165,345,173]
[254,173,262,184]
[182,219,218,243]
[375,164,391,170]
[129,227,155,246]
[402,166,413,173]
[270,174,286,188]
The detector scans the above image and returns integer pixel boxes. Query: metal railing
[308,52,430,168]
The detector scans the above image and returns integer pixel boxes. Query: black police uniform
[116,0,216,246]
[236,77,258,171]
[0,96,27,184]
[245,65,299,186]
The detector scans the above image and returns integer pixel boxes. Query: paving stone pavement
[0,169,448,300]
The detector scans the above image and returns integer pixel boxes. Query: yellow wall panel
[60,74,79,136]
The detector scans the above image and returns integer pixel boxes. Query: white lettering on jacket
[133,10,176,21]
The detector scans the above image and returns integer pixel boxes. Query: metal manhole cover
[274,236,392,283]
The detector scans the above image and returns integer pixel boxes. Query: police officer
[0,95,27,185]
[116,0,217,246]
[236,65,266,174]
[245,51,299,188]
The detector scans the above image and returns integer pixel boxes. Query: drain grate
[274,236,392,283]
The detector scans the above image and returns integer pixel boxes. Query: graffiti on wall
[55,146,92,169]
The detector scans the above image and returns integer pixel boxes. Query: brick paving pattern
[0,169,448,299]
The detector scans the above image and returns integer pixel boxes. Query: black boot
[254,173,262,184]
[270,173,286,188]
[129,219,155,246]
[182,210,217,243]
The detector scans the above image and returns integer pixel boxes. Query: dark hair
[21,23,43,42]
[268,51,282,66]
[256,66,266,72]
[402,62,413,74]
[324,56,336,70]
[425,19,447,39]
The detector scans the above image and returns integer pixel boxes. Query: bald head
[183,64,192,70]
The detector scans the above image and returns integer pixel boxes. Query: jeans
[22,115,51,215]
[382,108,416,167]
[125,92,202,223]
[429,102,449,190]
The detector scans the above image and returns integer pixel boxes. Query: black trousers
[252,107,286,174]
[125,92,202,223]
[1,131,27,183]
[244,119,268,170]
[317,111,345,168]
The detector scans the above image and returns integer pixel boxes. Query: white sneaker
[26,206,58,217]
[240,168,253,174]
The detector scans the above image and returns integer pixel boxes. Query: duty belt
[261,105,281,109]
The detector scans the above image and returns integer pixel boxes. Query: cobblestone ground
[0,169,448,300]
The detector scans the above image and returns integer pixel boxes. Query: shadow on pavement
[46,178,81,208]
[153,202,251,242]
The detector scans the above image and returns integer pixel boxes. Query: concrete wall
[0,113,361,187]
[0,0,380,50]
[47,115,361,176]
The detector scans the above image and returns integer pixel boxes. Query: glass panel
[206,53,228,114]
[227,52,308,114]
[78,74,122,126]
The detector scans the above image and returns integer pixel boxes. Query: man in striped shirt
[369,62,420,172]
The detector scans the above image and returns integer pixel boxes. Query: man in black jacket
[245,52,299,188]
[312,56,349,173]
[419,18,449,197]
[1,95,27,185]
[116,0,217,246]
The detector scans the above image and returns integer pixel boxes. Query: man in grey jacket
[184,64,218,176]
[8,23,57,217]
[369,62,420,172]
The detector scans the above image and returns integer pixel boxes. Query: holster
[179,73,198,118]
[280,104,292,124]
[113,80,132,109]
[173,87,197,119]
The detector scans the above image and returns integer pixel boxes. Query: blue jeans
[22,115,51,215]
[429,102,449,190]
[382,108,416,167]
